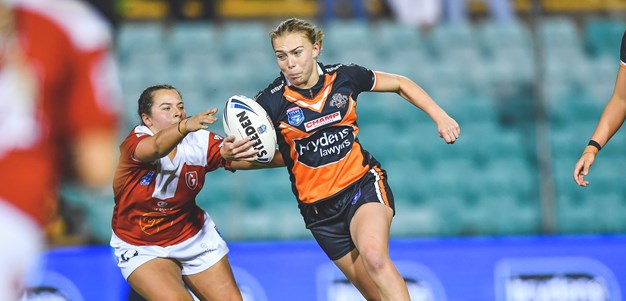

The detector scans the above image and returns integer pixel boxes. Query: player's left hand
[573,152,596,186]
[436,116,460,144]
[220,135,258,161]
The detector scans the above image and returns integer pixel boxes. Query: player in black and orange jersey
[238,18,460,300]
[574,30,626,187]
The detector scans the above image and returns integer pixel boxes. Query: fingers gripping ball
[223,95,277,163]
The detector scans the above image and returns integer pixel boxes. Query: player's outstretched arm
[135,109,218,163]
[372,71,460,144]
[573,67,626,186]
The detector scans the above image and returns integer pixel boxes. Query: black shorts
[298,165,395,261]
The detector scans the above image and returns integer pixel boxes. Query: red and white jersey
[0,0,120,226]
[112,126,231,247]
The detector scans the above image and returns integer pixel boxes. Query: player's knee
[361,248,390,274]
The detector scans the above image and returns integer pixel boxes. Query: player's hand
[573,152,596,186]
[186,108,218,132]
[435,116,460,144]
[220,135,258,161]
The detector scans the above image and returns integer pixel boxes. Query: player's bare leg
[351,202,410,301]
[127,257,194,300]
[184,255,243,301]
[334,249,381,301]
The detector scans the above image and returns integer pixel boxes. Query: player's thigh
[334,249,381,301]
[350,202,393,252]
[183,255,242,301]
[127,257,193,301]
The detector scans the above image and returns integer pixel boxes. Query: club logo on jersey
[157,201,168,207]
[185,171,198,190]
[304,111,342,132]
[294,125,353,168]
[287,107,304,126]
[330,93,348,108]
[139,170,155,186]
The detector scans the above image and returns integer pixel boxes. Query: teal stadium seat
[60,184,115,243]
[236,168,309,240]
[321,20,372,60]
[374,21,423,52]
[438,92,498,126]
[584,18,626,59]
[538,17,581,50]
[168,21,219,62]
[429,23,480,58]
[481,156,537,201]
[117,22,165,63]
[219,21,273,62]
[479,20,533,57]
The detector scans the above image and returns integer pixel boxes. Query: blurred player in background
[229,17,460,300]
[111,84,279,300]
[0,0,120,300]
[574,30,626,187]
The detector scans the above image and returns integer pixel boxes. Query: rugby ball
[223,95,277,163]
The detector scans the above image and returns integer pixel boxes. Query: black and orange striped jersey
[255,63,379,204]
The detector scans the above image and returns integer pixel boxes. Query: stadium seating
[89,15,624,243]
[584,18,626,59]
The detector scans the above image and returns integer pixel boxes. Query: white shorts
[0,200,43,301]
[110,213,229,280]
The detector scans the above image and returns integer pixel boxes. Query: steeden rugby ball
[223,95,277,163]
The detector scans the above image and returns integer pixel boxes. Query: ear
[141,113,152,127]
[312,42,320,59]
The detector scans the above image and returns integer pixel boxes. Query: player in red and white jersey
[111,84,280,300]
[0,0,120,299]
[574,30,626,186]
[246,18,460,300]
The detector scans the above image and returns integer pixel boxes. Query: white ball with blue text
[223,95,277,163]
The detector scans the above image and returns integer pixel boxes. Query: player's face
[145,89,186,133]
[273,32,320,89]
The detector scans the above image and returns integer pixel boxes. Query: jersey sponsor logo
[304,111,342,132]
[294,125,353,167]
[139,211,173,235]
[325,64,342,73]
[287,107,305,126]
[119,249,139,263]
[139,170,155,186]
[330,93,348,108]
[185,171,199,190]
[236,111,269,159]
[270,82,285,94]
[351,189,362,205]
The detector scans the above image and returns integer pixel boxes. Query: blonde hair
[270,18,324,51]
